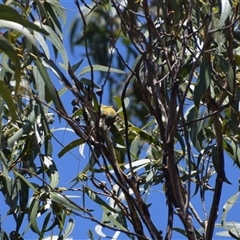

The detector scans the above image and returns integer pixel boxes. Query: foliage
[0,0,240,239]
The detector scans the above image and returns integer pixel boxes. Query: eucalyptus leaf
[7,103,39,147]
[58,139,85,158]
[29,198,42,236]
[0,36,21,95]
[0,20,36,46]
[194,59,211,108]
[36,59,60,109]
[62,219,75,239]
[218,0,231,28]
[84,186,118,213]
[221,192,240,227]
[50,192,86,212]
[0,80,17,123]
[79,65,126,76]
[0,5,48,34]
[35,23,68,70]
[72,59,84,73]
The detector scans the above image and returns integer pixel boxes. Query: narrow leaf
[218,0,231,28]
[130,136,141,160]
[79,77,100,89]
[0,80,17,122]
[41,211,52,233]
[62,219,75,239]
[0,20,36,46]
[29,198,42,236]
[0,5,48,34]
[221,192,240,227]
[7,103,39,147]
[35,23,68,70]
[42,156,59,188]
[72,59,84,73]
[45,0,67,26]
[58,139,85,158]
[50,192,87,212]
[79,65,126,76]
[13,171,37,191]
[36,59,60,109]
[194,59,211,108]
[0,36,21,95]
[33,31,50,59]
[85,187,118,213]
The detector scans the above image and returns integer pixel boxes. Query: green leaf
[33,0,52,29]
[221,192,240,227]
[229,227,240,239]
[110,124,125,151]
[194,59,211,108]
[7,102,39,147]
[124,159,151,171]
[237,148,240,168]
[0,4,48,35]
[58,139,85,158]
[42,58,70,91]
[13,171,37,191]
[116,97,130,115]
[113,96,130,114]
[45,0,67,26]
[0,174,18,213]
[218,0,231,28]
[33,65,46,103]
[50,192,87,212]
[128,125,159,146]
[185,105,202,151]
[175,131,186,157]
[102,205,128,231]
[72,108,83,119]
[44,2,63,40]
[84,187,118,213]
[0,35,21,95]
[33,31,50,59]
[0,20,37,46]
[29,197,42,236]
[36,59,60,109]
[212,142,231,184]
[2,52,15,74]
[42,156,59,188]
[88,229,94,240]
[41,211,51,234]
[0,80,17,123]
[62,218,75,239]
[35,23,68,70]
[130,136,141,160]
[79,65,126,76]
[79,77,100,89]
[72,59,84,73]
[214,55,234,93]
[16,178,29,232]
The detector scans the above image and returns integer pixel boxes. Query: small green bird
[101,105,117,127]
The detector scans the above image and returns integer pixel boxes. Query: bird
[100,105,117,127]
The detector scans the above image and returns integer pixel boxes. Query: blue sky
[1,1,240,239]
